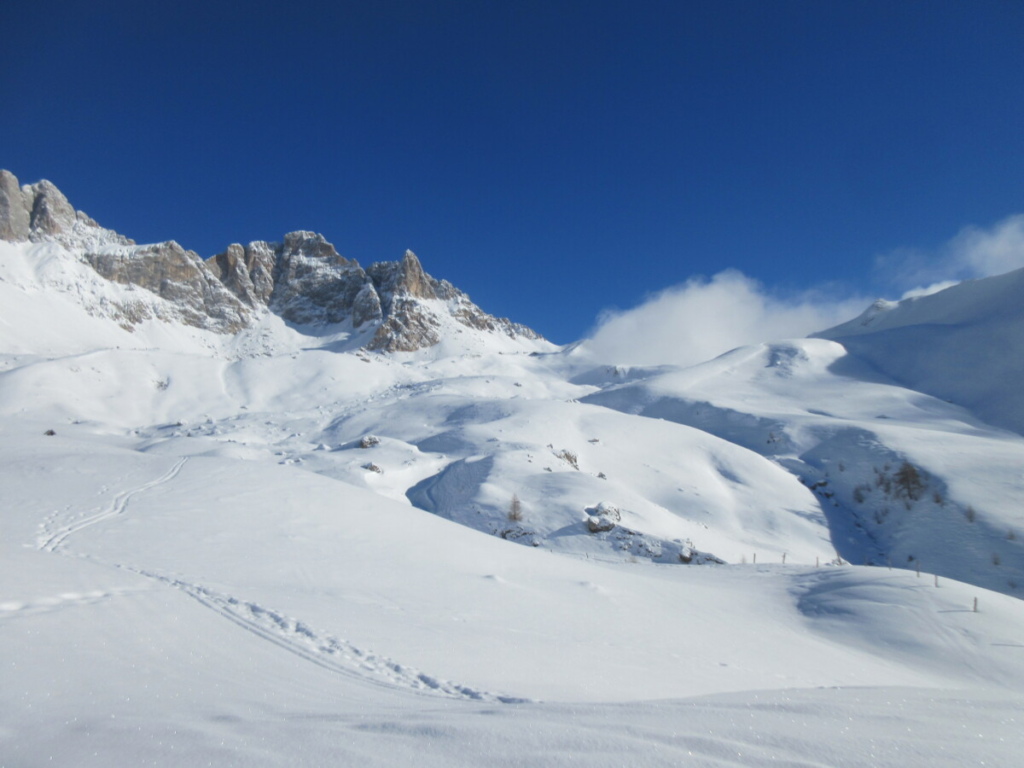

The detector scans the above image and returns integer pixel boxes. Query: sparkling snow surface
[2,240,1024,766]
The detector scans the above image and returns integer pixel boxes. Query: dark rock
[586,515,616,533]
[0,170,31,241]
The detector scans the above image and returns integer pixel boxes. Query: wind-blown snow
[579,269,865,367]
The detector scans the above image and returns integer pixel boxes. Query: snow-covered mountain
[3,171,1024,766]
[0,169,541,352]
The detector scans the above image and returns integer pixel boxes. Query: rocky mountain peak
[26,179,78,237]
[0,170,133,248]
[210,235,542,352]
[0,170,31,241]
[2,170,543,353]
[366,249,436,314]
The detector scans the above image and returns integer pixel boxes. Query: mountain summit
[0,169,133,247]
[0,170,542,353]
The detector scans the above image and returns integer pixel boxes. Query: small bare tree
[508,493,524,523]
[893,461,925,503]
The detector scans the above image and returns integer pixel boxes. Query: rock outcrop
[212,239,541,352]
[0,170,31,241]
[1,170,543,351]
[211,233,380,327]
[86,241,251,333]
[0,170,133,248]
[364,250,541,352]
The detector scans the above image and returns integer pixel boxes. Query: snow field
[4,237,1024,765]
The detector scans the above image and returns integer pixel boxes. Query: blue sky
[4,1,1024,344]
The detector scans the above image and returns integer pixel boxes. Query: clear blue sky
[4,1,1023,342]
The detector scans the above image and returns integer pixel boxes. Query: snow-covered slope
[580,338,1024,596]
[815,267,1024,435]
[4,421,1024,766]
[3,171,1024,766]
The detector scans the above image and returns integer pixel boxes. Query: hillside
[815,268,1024,435]
[2,171,1023,766]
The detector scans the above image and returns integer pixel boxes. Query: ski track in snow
[36,457,189,553]
[29,455,525,704]
[126,567,528,704]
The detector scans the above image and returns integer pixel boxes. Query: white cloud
[948,214,1024,276]
[581,213,1024,369]
[876,214,1024,297]
[581,270,866,368]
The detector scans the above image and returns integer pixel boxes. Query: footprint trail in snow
[31,455,527,703]
[128,568,529,704]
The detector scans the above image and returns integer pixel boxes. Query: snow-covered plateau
[2,171,1023,766]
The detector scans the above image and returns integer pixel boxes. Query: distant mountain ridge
[0,170,541,352]
[814,268,1024,435]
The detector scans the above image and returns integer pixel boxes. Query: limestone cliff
[1,170,543,351]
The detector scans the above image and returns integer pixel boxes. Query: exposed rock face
[212,239,540,352]
[2,170,544,350]
[211,241,277,307]
[367,250,438,312]
[27,179,78,237]
[365,251,441,352]
[211,243,259,307]
[0,170,31,241]
[85,241,250,333]
[269,232,377,325]
[363,249,542,352]
[367,295,442,352]
[0,170,133,248]
[351,282,383,328]
[211,232,381,327]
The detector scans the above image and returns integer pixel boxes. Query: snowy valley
[2,170,1023,766]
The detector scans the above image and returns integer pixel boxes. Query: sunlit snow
[2,237,1023,766]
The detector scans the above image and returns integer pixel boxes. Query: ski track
[36,457,189,553]
[126,567,528,704]
[29,455,525,704]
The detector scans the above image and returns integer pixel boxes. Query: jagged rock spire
[2,170,543,351]
[0,170,31,241]
[0,170,133,247]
